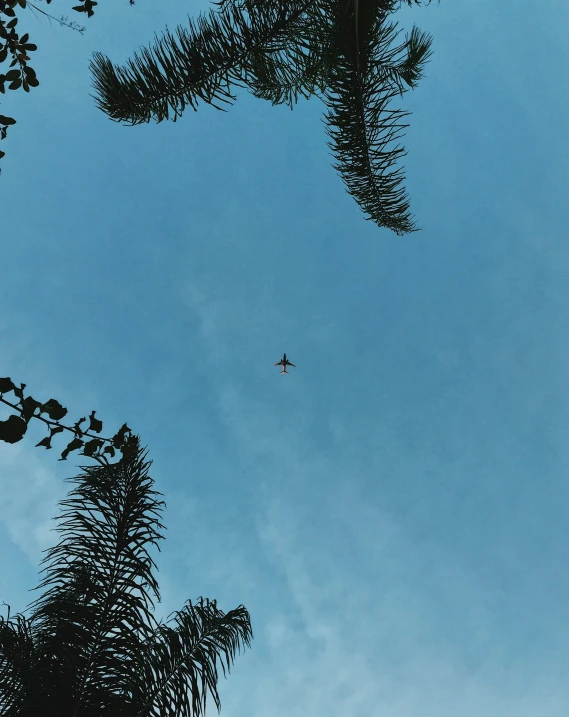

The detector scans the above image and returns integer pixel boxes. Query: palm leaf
[322,2,433,234]
[239,1,336,107]
[21,437,166,715]
[90,1,313,124]
[1,438,253,716]
[89,0,437,235]
[137,597,253,717]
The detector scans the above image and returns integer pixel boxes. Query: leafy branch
[26,1,86,33]
[0,376,137,465]
[0,0,134,172]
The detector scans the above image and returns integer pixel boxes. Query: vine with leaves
[0,376,137,465]
[0,0,134,172]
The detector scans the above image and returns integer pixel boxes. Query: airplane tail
[281,367,288,374]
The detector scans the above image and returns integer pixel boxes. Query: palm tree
[90,0,436,235]
[0,437,252,716]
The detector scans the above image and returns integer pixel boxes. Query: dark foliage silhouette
[0,0,133,171]
[91,0,438,234]
[0,375,135,464]
[0,437,253,716]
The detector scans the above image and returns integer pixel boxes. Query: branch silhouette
[0,376,136,465]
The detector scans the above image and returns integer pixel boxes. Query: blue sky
[2,0,569,714]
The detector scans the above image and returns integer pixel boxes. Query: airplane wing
[274,361,284,366]
[287,361,296,367]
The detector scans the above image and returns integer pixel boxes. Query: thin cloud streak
[179,275,569,717]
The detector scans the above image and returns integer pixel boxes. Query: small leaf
[88,410,102,433]
[21,396,41,422]
[73,417,86,435]
[103,445,115,457]
[0,377,15,394]
[59,437,84,461]
[0,415,27,444]
[49,425,64,437]
[7,18,18,29]
[8,79,22,91]
[13,383,26,400]
[0,115,16,125]
[41,398,67,421]
[72,5,86,11]
[24,44,37,52]
[83,438,103,457]
[36,436,52,450]
[27,76,39,88]
[5,70,20,81]
[19,33,29,44]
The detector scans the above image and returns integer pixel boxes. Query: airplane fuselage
[275,353,294,374]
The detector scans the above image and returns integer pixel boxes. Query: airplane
[274,353,296,374]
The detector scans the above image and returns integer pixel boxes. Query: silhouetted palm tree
[90,0,436,235]
[0,437,252,716]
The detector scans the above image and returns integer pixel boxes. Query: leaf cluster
[0,0,135,172]
[0,0,39,163]
[0,375,137,465]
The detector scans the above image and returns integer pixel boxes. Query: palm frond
[242,33,327,107]
[137,597,253,717]
[22,437,166,715]
[1,438,253,716]
[322,3,433,234]
[239,1,335,107]
[90,1,312,125]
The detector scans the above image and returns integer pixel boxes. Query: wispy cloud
[222,489,569,717]
[177,276,569,717]
[0,442,63,565]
